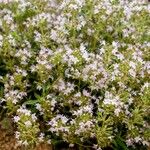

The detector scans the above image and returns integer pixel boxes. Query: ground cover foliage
[0,0,150,149]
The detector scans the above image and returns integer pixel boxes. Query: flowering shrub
[0,0,150,149]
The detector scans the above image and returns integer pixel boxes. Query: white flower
[112,41,119,48]
[69,4,78,10]
[24,121,32,127]
[50,29,58,41]
[83,90,90,97]
[22,70,27,77]
[0,76,3,80]
[30,65,36,72]
[14,116,20,122]
[22,140,29,146]
[134,136,142,143]
[38,133,45,142]
[114,108,121,116]
[15,131,20,139]
[142,141,149,146]
[31,114,37,122]
[129,69,136,78]
[17,107,31,116]
[129,61,136,69]
[126,139,133,146]
[69,144,74,147]
[70,55,79,64]
[37,85,42,90]
[36,103,42,111]
[74,92,81,97]
[51,99,56,107]
[99,48,105,55]
[47,139,51,144]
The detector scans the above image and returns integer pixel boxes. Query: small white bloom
[129,61,136,69]
[134,136,142,143]
[22,140,29,146]
[36,103,42,111]
[38,133,45,142]
[15,131,20,139]
[14,116,20,122]
[69,144,74,147]
[129,69,136,78]
[142,141,149,146]
[24,121,32,127]
[114,108,121,116]
[37,85,42,90]
[50,29,57,41]
[126,139,133,146]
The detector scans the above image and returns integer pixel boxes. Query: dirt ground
[0,128,52,150]
[0,118,76,150]
[0,117,53,150]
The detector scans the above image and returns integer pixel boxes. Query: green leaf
[113,136,128,150]
[23,100,38,105]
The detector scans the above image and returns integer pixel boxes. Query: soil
[0,128,52,150]
[0,117,52,150]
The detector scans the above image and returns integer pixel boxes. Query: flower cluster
[0,0,149,149]
[14,106,39,146]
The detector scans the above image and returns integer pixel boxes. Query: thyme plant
[0,0,149,149]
